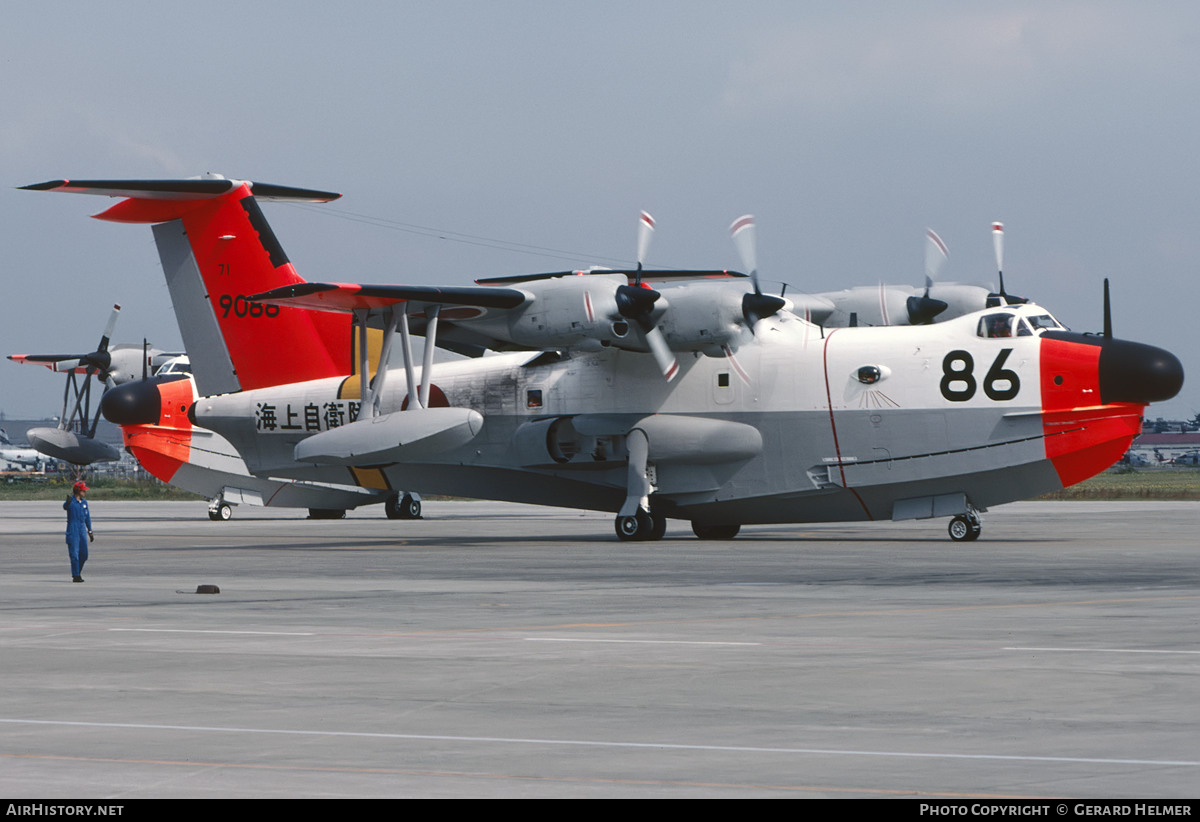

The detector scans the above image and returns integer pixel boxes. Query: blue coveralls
[63,496,91,578]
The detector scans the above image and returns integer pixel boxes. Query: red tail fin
[24,177,352,394]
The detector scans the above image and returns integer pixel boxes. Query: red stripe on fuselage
[821,330,873,519]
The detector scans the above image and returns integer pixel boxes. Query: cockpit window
[156,359,192,375]
[977,313,1016,338]
[1026,314,1063,332]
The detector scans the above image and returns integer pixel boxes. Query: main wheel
[399,494,421,519]
[948,515,981,542]
[692,522,740,540]
[648,510,668,541]
[385,493,421,520]
[209,502,232,522]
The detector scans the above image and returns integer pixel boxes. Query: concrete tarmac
[1,498,1197,798]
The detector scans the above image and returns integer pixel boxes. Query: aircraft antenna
[1103,278,1113,339]
[992,222,1007,303]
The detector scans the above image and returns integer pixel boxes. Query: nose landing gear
[615,508,667,541]
[385,492,422,520]
[208,498,233,522]
[948,510,982,541]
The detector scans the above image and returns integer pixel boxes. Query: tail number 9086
[218,294,280,319]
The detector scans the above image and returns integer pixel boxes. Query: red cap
[73,481,89,493]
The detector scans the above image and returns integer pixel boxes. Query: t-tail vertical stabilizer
[21,176,351,395]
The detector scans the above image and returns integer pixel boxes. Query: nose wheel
[615,508,667,541]
[948,512,982,542]
[385,492,422,520]
[207,498,233,522]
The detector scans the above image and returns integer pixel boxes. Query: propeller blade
[97,303,121,352]
[729,215,758,282]
[992,222,1004,277]
[925,228,949,287]
[985,222,1027,306]
[729,214,785,328]
[636,211,655,274]
[643,324,679,382]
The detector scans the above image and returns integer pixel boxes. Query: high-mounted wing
[475,269,747,285]
[252,282,528,313]
[8,354,92,374]
[250,281,534,358]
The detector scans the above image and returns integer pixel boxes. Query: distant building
[1128,431,1200,465]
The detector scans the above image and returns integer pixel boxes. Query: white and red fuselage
[26,176,1182,531]
[170,302,1179,526]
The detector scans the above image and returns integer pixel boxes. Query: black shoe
[72,576,84,583]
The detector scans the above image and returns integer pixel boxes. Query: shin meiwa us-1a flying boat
[24,176,1183,541]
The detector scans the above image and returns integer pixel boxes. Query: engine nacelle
[470,274,631,350]
[654,283,753,353]
[513,413,763,469]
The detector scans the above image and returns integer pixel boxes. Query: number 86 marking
[940,348,1020,401]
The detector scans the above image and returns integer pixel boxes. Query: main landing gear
[947,510,982,542]
[208,498,233,522]
[385,492,422,520]
[691,522,741,540]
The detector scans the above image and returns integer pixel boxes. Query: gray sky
[2,1,1196,421]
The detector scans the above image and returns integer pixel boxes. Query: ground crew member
[63,481,93,582]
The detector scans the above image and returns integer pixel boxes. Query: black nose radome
[101,379,163,425]
[1042,331,1185,406]
[1098,339,1184,404]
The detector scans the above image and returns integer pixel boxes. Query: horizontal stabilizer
[20,178,340,203]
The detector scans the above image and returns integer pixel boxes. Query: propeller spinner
[906,228,950,325]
